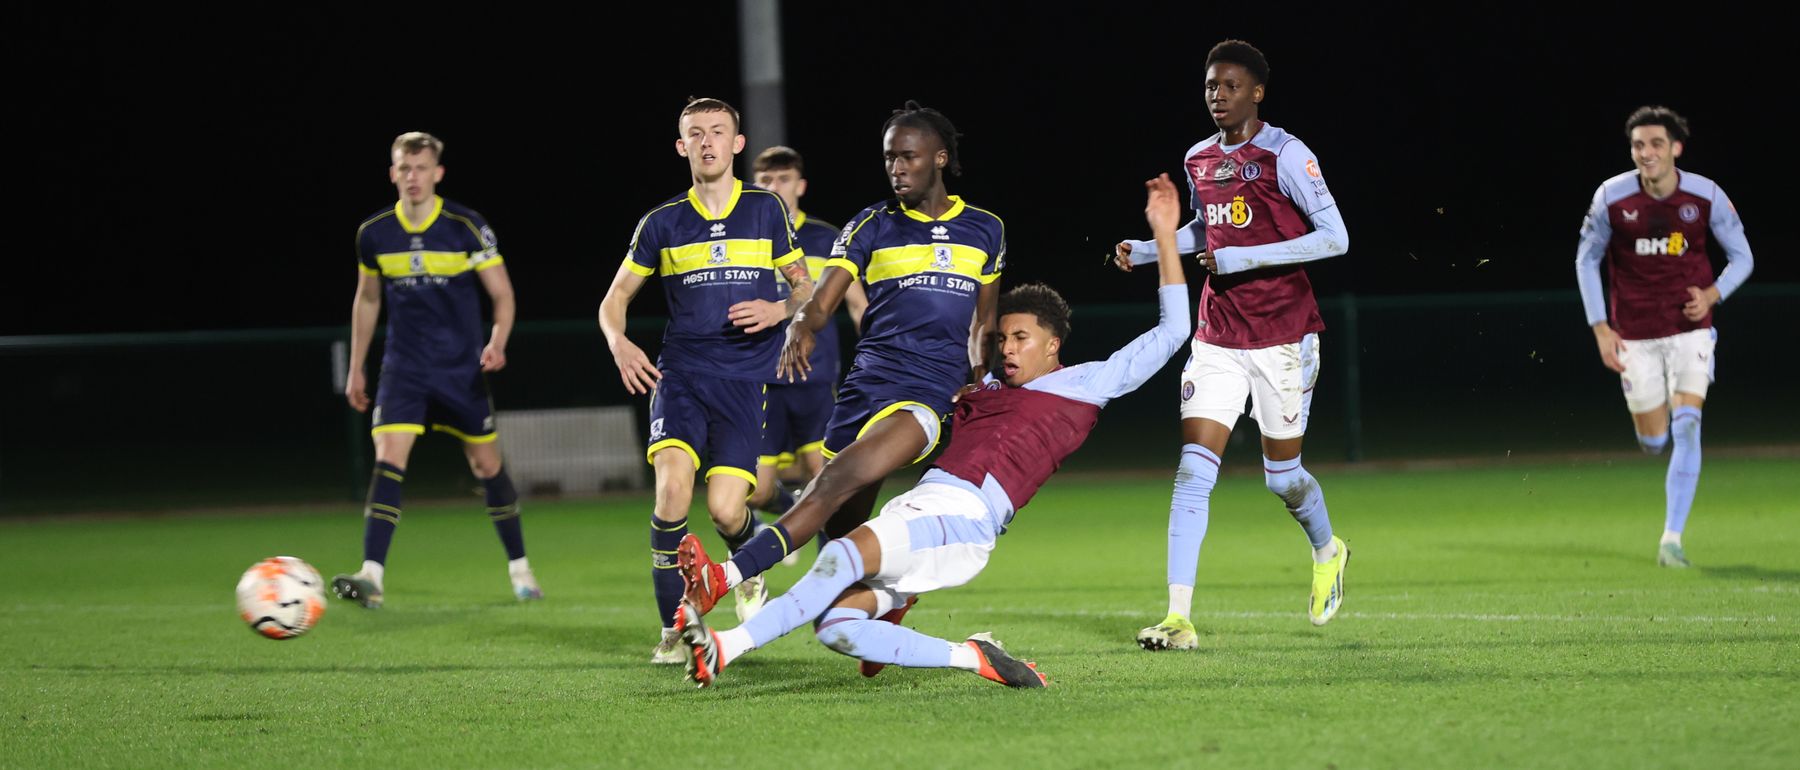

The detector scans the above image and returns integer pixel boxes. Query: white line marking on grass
[971,607,1787,624]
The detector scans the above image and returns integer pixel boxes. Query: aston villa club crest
[1678,203,1700,223]
[1240,162,1262,181]
[1212,158,1238,185]
[932,245,954,270]
[708,243,728,265]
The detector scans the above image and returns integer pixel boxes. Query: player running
[1574,105,1754,568]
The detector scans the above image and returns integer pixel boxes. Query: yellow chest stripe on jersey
[375,250,484,278]
[864,243,994,284]
[660,239,775,276]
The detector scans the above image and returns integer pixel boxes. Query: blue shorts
[760,379,835,463]
[648,369,766,487]
[372,367,496,443]
[821,367,952,464]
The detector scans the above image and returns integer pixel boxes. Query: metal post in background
[738,0,786,159]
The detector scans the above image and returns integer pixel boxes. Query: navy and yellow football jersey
[624,180,802,380]
[826,195,1004,393]
[768,211,843,383]
[357,196,502,373]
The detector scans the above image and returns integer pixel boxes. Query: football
[235,556,327,640]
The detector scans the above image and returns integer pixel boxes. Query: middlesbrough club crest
[932,245,954,270]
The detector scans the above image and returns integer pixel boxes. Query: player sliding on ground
[670,174,1194,688]
[676,104,1006,631]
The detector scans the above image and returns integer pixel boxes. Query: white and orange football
[235,556,326,640]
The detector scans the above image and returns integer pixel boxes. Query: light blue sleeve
[1574,185,1611,326]
[1031,284,1191,406]
[1708,186,1754,301]
[1125,219,1205,265]
[1210,141,1349,274]
[1126,163,1206,265]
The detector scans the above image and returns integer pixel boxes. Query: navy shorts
[821,367,952,464]
[648,369,766,486]
[760,379,836,463]
[372,367,496,443]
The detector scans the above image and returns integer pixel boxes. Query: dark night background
[6,3,1789,335]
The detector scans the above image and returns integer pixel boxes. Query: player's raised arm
[1147,174,1188,288]
[1116,164,1206,272]
[599,261,661,394]
[1066,174,1196,405]
[1114,211,1205,272]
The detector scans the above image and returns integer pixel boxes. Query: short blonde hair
[391,131,444,161]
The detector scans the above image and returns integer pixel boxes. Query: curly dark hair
[999,282,1072,341]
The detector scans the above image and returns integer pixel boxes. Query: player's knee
[1174,450,1211,486]
[1637,433,1670,455]
[653,480,692,518]
[814,618,865,657]
[810,463,870,506]
[466,455,502,479]
[1264,468,1315,506]
[1670,413,1702,442]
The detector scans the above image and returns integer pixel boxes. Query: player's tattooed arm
[779,260,815,320]
[781,266,854,382]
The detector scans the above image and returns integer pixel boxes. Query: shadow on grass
[1699,564,1800,584]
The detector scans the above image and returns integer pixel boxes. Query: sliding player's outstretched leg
[681,414,926,615]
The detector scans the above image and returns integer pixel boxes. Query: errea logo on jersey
[1635,233,1688,256]
[931,225,949,240]
[709,223,726,238]
[1205,196,1255,229]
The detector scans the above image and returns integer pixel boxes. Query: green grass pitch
[2,457,1795,768]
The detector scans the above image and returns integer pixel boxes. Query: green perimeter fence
[4,286,1794,514]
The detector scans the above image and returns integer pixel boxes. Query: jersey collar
[687,179,744,220]
[900,194,966,223]
[395,196,444,234]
